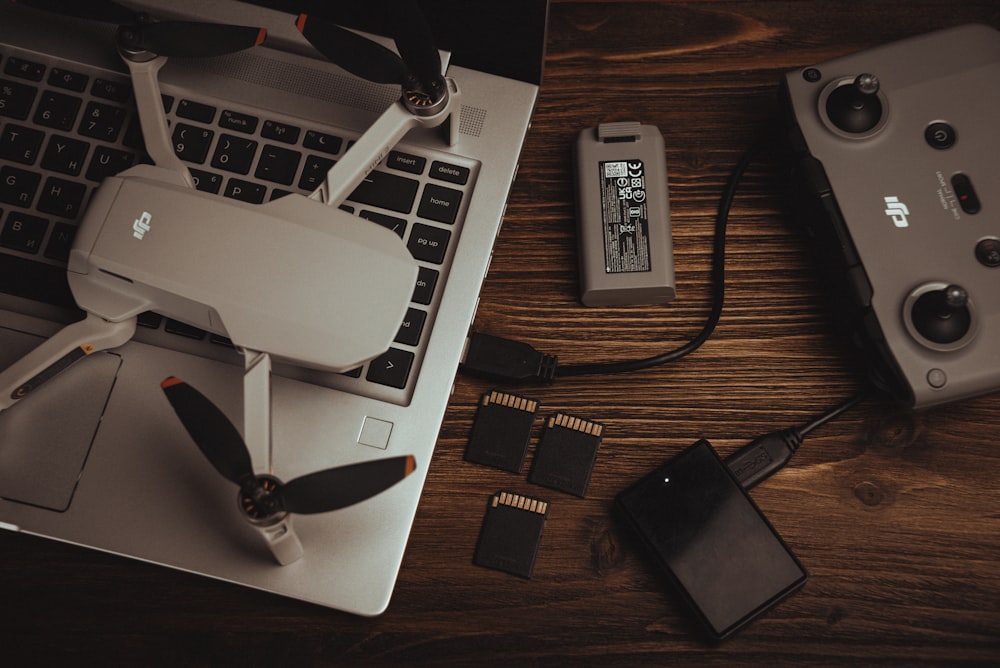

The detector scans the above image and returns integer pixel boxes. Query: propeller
[12,0,267,58]
[295,0,444,100]
[160,377,416,519]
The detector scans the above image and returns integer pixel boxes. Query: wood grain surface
[3,1,999,665]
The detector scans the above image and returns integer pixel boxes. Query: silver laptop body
[0,0,547,615]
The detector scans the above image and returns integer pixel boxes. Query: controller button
[926,369,947,389]
[925,122,956,150]
[976,238,1000,268]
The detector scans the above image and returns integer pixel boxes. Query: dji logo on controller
[133,211,152,240]
[884,196,910,228]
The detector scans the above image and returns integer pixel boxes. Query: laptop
[0,0,548,615]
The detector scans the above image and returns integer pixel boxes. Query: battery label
[599,159,650,273]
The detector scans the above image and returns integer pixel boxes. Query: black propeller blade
[295,13,411,86]
[161,376,254,487]
[160,377,417,519]
[295,0,443,95]
[12,0,266,58]
[279,456,417,515]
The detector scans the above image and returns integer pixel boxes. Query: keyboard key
[87,146,135,181]
[172,123,214,164]
[165,319,206,340]
[37,176,87,220]
[348,170,419,214]
[0,165,41,206]
[44,221,77,262]
[411,266,439,305]
[0,78,38,120]
[407,223,450,264]
[417,183,463,224]
[366,348,414,389]
[220,109,259,134]
[0,123,44,164]
[262,120,301,144]
[255,144,301,185]
[4,57,45,82]
[359,210,407,238]
[79,101,127,142]
[0,252,75,309]
[303,130,342,155]
[176,99,216,123]
[224,178,266,203]
[34,90,82,131]
[189,168,223,194]
[429,160,470,185]
[91,78,131,103]
[394,307,427,346]
[1,211,48,253]
[212,134,258,174]
[41,135,90,176]
[48,67,89,93]
[137,311,163,329]
[298,155,335,191]
[387,150,426,174]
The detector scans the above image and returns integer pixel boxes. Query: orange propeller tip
[405,455,417,477]
[160,376,183,389]
[255,27,267,45]
[295,13,308,33]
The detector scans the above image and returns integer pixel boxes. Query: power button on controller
[925,122,956,149]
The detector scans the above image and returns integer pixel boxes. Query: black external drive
[615,439,808,641]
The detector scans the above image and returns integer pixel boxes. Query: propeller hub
[404,79,449,117]
[239,474,286,524]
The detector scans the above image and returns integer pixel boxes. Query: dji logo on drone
[884,196,910,228]
[133,211,152,240]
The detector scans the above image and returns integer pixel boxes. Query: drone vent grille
[459,105,487,138]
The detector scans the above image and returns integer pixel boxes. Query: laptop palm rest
[0,327,121,512]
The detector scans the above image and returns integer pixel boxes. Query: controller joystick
[826,73,883,133]
[910,284,972,345]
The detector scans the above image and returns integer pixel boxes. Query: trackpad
[0,327,121,511]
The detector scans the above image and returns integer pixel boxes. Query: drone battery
[574,121,674,307]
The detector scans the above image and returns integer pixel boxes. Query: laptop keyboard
[0,46,477,406]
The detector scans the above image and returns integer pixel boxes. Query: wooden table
[3,2,998,664]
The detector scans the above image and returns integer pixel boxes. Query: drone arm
[241,349,305,566]
[309,78,461,206]
[242,349,272,476]
[0,313,136,411]
[122,54,195,188]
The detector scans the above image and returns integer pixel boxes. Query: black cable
[460,125,776,383]
[725,391,867,490]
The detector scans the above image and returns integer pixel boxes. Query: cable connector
[725,428,803,490]
[461,332,557,383]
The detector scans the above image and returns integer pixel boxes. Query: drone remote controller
[781,24,1000,408]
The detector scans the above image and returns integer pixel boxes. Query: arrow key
[366,348,414,389]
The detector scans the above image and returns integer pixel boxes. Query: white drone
[0,0,462,564]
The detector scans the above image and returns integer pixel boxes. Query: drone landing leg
[0,313,136,412]
[241,349,304,566]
